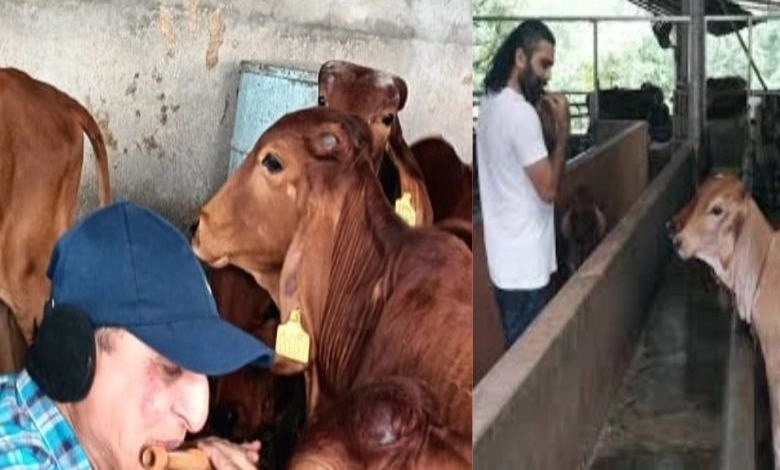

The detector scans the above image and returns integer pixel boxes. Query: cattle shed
[0,0,472,229]
[474,0,780,468]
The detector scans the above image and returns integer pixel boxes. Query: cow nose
[672,236,682,251]
[209,403,238,438]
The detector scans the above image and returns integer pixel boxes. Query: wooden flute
[140,444,212,470]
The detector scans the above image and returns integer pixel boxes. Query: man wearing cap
[0,201,275,469]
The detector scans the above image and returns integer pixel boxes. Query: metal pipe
[473,15,693,23]
[711,0,768,90]
[704,14,780,21]
[748,16,753,90]
[689,0,705,160]
[593,20,600,124]
[473,14,780,23]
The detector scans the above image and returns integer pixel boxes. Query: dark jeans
[492,284,547,348]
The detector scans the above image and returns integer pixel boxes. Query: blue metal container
[228,61,318,174]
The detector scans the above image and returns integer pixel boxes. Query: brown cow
[317,60,433,227]
[668,172,780,467]
[0,68,111,349]
[201,266,306,455]
[0,303,26,374]
[561,186,607,275]
[289,377,471,470]
[204,265,277,438]
[192,107,473,441]
[409,136,473,223]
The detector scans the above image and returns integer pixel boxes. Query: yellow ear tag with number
[394,192,417,227]
[275,307,310,364]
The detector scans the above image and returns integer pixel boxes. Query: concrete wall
[0,0,472,227]
[473,142,695,469]
[474,122,650,384]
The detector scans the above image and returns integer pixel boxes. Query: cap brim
[128,317,275,376]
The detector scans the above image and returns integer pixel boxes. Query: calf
[192,107,473,443]
[202,265,306,468]
[409,136,473,223]
[0,68,111,345]
[317,60,433,226]
[561,186,607,275]
[0,303,25,374]
[669,173,780,468]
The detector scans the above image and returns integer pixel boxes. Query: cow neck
[727,199,774,323]
[314,169,407,399]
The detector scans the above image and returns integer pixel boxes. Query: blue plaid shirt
[0,370,91,469]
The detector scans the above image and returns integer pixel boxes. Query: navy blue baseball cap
[45,201,274,376]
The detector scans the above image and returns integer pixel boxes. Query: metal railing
[473,13,780,137]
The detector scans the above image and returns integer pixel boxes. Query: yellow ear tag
[275,307,310,364]
[394,192,417,227]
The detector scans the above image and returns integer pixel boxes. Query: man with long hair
[476,20,571,347]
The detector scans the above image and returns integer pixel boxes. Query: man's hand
[544,93,571,143]
[196,437,261,470]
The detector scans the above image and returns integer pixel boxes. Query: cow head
[193,107,374,279]
[668,173,749,272]
[561,186,607,274]
[317,60,407,169]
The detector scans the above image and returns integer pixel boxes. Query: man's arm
[524,138,566,203]
[524,94,570,203]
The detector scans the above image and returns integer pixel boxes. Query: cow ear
[394,75,408,111]
[318,61,337,87]
[736,185,748,202]
[717,209,745,270]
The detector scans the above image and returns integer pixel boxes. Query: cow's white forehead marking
[374,71,395,89]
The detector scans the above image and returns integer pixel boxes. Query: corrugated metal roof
[626,0,779,34]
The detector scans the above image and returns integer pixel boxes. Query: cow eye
[317,96,326,107]
[381,113,394,126]
[261,153,283,173]
[710,205,723,216]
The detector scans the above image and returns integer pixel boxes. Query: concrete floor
[587,259,731,470]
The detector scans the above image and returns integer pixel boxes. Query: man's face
[69,330,209,469]
[518,39,555,105]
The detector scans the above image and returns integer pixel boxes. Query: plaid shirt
[0,370,91,469]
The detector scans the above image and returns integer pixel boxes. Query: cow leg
[0,301,26,374]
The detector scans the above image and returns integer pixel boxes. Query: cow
[561,186,607,276]
[0,303,26,374]
[200,265,307,469]
[0,68,111,352]
[204,265,277,438]
[409,137,473,223]
[288,377,471,470]
[668,172,780,468]
[191,107,473,441]
[317,60,434,227]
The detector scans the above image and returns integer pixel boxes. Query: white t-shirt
[476,87,556,290]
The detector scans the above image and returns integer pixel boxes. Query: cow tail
[72,102,111,206]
